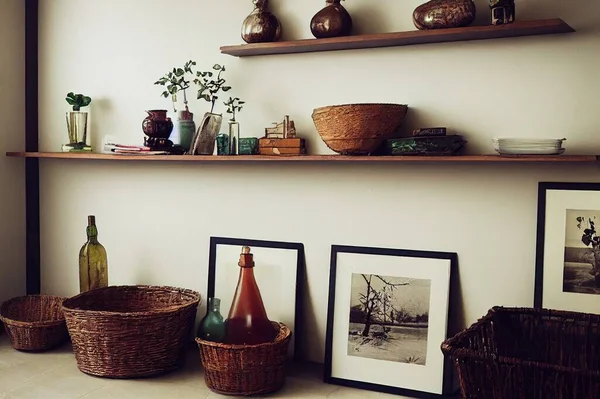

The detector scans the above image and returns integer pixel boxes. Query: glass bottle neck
[86,225,99,243]
[208,297,221,313]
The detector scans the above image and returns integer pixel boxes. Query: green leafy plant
[65,92,92,111]
[194,64,232,114]
[224,97,245,122]
[154,60,196,112]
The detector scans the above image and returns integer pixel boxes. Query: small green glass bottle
[197,297,226,342]
[78,215,108,293]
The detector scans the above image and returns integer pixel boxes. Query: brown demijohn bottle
[225,246,278,345]
[310,0,353,39]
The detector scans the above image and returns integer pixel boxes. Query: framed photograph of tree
[324,245,458,398]
[535,182,600,313]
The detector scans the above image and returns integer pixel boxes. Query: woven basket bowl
[196,323,291,396]
[0,295,69,351]
[312,103,408,155]
[62,285,200,379]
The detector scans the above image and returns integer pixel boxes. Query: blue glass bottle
[197,297,226,342]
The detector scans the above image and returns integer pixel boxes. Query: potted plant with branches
[64,92,92,152]
[224,97,245,155]
[154,60,197,151]
[188,64,232,155]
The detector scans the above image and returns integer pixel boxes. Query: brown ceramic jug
[310,0,353,39]
[241,0,282,44]
[142,110,173,140]
[224,246,278,345]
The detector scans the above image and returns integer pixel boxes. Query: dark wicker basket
[196,322,291,396]
[62,285,200,379]
[0,295,69,351]
[441,307,600,398]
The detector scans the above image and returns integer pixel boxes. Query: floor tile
[81,379,210,399]
[9,363,108,399]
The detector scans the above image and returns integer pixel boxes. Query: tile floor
[0,337,409,399]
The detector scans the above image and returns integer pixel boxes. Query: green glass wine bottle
[79,215,108,293]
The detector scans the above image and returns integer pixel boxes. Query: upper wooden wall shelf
[6,152,598,163]
[220,19,574,57]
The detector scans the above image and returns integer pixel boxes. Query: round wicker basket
[0,295,69,352]
[312,103,408,155]
[196,322,291,396]
[62,285,200,379]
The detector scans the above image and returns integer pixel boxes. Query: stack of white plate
[492,138,566,155]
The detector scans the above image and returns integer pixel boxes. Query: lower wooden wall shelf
[6,152,599,163]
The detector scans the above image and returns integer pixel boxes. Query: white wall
[37,0,600,362]
[0,0,26,303]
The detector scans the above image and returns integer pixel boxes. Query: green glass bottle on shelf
[197,297,226,342]
[78,215,108,293]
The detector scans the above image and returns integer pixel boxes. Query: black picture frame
[535,182,600,311]
[207,236,305,359]
[324,245,458,399]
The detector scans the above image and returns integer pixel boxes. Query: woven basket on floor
[312,103,408,155]
[441,306,600,398]
[0,295,69,351]
[196,322,291,396]
[62,285,200,379]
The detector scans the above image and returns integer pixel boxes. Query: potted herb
[64,92,92,152]
[154,61,197,151]
[188,64,233,155]
[224,97,245,155]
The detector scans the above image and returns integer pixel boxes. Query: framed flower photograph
[324,245,457,398]
[535,182,600,313]
[207,236,305,358]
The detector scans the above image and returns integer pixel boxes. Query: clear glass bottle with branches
[224,97,245,155]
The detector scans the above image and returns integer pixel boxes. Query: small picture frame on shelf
[324,245,457,398]
[535,182,600,313]
[208,236,305,358]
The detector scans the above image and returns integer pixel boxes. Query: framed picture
[535,182,600,313]
[324,245,457,398]
[208,236,305,358]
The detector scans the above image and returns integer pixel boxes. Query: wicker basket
[311,103,408,155]
[441,307,600,398]
[0,295,69,351]
[196,322,291,396]
[62,285,200,378]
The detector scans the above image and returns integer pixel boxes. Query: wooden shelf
[220,19,574,57]
[6,152,598,163]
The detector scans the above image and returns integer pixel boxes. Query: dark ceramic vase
[142,110,173,140]
[413,0,476,30]
[310,0,353,39]
[241,0,282,43]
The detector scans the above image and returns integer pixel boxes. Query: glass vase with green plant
[64,92,92,152]
[224,97,245,155]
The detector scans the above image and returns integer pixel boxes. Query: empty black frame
[324,245,457,398]
[207,236,305,358]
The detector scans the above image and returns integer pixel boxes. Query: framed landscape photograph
[535,182,600,313]
[208,237,305,358]
[324,245,457,398]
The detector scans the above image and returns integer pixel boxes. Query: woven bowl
[62,285,200,378]
[312,103,408,155]
[0,295,69,351]
[196,322,291,396]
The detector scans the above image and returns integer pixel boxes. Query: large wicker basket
[196,322,291,396]
[441,307,600,398]
[62,285,200,378]
[0,295,69,351]
[312,103,408,155]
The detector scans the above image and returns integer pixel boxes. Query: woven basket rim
[312,103,408,115]
[62,285,201,317]
[196,322,291,350]
[0,295,67,327]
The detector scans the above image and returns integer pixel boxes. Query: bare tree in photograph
[357,274,409,337]
[576,216,600,285]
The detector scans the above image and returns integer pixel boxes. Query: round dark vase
[142,110,173,140]
[241,0,282,43]
[413,0,476,30]
[310,0,353,39]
